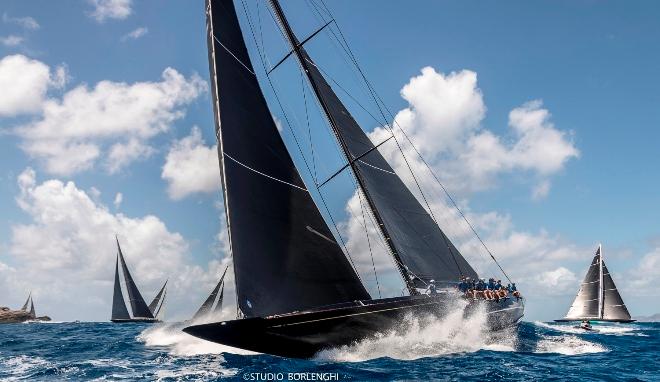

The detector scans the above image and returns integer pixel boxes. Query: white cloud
[625,248,660,295]
[0,55,54,116]
[1,35,24,47]
[162,127,220,200]
[15,63,206,175]
[2,13,40,30]
[5,168,227,321]
[88,0,132,23]
[121,26,148,41]
[369,67,579,196]
[105,138,155,174]
[113,192,123,208]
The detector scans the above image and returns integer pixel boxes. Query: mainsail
[192,265,228,320]
[564,245,631,321]
[268,0,478,291]
[116,238,154,319]
[148,281,168,317]
[206,0,371,318]
[111,255,131,320]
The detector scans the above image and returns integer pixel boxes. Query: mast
[598,244,604,319]
[268,0,416,295]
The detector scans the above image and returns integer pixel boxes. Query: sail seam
[213,35,256,76]
[223,152,308,191]
[357,159,395,174]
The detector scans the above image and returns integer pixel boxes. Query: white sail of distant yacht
[556,244,634,322]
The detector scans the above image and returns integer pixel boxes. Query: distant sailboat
[20,292,31,312]
[111,237,167,323]
[556,245,634,323]
[192,265,229,321]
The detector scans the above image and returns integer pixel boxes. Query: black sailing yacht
[111,237,167,323]
[183,0,524,358]
[555,245,634,323]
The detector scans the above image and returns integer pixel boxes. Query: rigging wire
[314,0,511,283]
[238,0,365,284]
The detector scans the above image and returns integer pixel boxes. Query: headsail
[564,245,631,321]
[21,292,31,311]
[205,0,370,318]
[601,263,631,320]
[193,265,228,320]
[148,280,168,316]
[268,0,478,292]
[28,299,36,318]
[111,255,131,320]
[116,238,153,319]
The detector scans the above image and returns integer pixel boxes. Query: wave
[138,321,256,357]
[534,335,607,355]
[315,299,516,362]
[534,321,642,336]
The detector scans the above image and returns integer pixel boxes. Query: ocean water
[0,317,657,381]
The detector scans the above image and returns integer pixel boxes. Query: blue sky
[0,0,658,322]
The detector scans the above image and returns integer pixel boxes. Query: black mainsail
[268,0,478,292]
[116,239,154,319]
[206,0,370,318]
[193,265,228,320]
[561,245,632,322]
[111,255,131,320]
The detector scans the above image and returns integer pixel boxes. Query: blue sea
[0,319,657,381]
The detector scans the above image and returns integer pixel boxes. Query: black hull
[111,318,161,323]
[183,294,524,358]
[554,319,636,323]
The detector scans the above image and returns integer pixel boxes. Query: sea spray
[316,298,516,362]
[138,320,256,357]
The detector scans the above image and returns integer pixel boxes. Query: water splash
[316,299,515,362]
[534,335,607,355]
[138,321,256,357]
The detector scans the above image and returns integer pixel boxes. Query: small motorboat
[574,321,599,332]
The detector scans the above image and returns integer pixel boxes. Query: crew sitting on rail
[425,279,438,295]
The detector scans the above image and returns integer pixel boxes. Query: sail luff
[598,244,604,319]
[21,292,31,311]
[148,280,168,315]
[111,255,131,320]
[116,238,153,319]
[205,0,370,318]
[28,299,35,318]
[214,283,225,313]
[268,0,478,289]
[193,266,228,320]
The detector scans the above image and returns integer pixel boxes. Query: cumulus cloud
[2,13,40,30]
[162,127,220,200]
[88,0,132,23]
[4,168,227,321]
[0,55,65,116]
[121,26,148,41]
[14,61,206,175]
[369,67,579,196]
